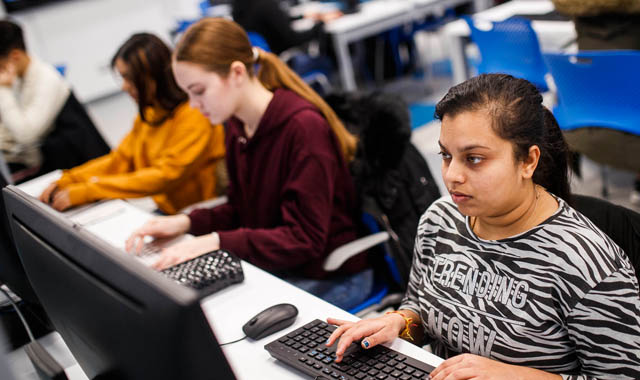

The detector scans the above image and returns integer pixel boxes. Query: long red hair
[174,18,357,162]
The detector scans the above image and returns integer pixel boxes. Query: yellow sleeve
[57,123,137,186]
[63,107,216,206]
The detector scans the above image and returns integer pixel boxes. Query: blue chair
[543,51,640,135]
[321,91,442,316]
[323,212,406,316]
[543,51,640,196]
[246,31,271,52]
[464,16,549,91]
[247,31,333,96]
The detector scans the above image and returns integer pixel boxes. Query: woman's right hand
[39,183,59,204]
[125,214,191,254]
[326,313,406,362]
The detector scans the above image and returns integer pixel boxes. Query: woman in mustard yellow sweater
[39,33,225,214]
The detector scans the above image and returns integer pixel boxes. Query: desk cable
[0,286,35,342]
[0,286,69,379]
[219,335,247,346]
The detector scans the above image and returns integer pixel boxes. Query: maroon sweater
[189,89,365,279]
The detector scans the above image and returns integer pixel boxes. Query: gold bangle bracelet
[385,310,417,342]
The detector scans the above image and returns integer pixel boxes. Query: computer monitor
[0,169,41,304]
[2,185,237,380]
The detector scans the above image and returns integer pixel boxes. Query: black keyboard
[161,249,244,294]
[265,319,434,380]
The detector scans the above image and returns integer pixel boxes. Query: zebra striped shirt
[400,196,640,379]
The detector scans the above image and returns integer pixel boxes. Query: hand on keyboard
[125,214,191,254]
[326,316,408,363]
[151,233,220,270]
[265,319,434,380]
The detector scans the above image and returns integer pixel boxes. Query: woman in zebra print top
[327,74,640,379]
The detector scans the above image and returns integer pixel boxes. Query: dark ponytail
[537,107,571,202]
[435,74,571,201]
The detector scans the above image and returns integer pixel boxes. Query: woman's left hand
[152,234,219,270]
[50,188,72,211]
[429,353,562,380]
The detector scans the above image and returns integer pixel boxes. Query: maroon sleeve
[218,113,341,272]
[188,202,239,236]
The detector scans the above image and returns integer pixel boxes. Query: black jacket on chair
[37,91,110,176]
[327,92,441,287]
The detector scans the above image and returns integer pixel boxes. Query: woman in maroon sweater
[126,18,370,310]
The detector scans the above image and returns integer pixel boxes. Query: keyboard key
[160,250,243,294]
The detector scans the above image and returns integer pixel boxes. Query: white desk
[443,0,576,84]
[10,179,444,379]
[292,0,473,91]
[203,262,443,379]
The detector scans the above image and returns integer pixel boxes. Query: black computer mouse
[242,303,298,340]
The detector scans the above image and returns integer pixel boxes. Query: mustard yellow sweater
[56,102,225,214]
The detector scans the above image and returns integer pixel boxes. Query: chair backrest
[543,51,640,135]
[247,30,332,96]
[464,16,548,91]
[247,31,272,52]
[572,194,640,284]
[37,91,111,176]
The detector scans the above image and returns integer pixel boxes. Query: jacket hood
[326,91,411,170]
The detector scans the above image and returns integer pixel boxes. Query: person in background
[0,19,70,172]
[551,0,640,205]
[232,0,339,80]
[231,0,339,55]
[126,18,371,311]
[39,33,226,215]
[327,74,640,379]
